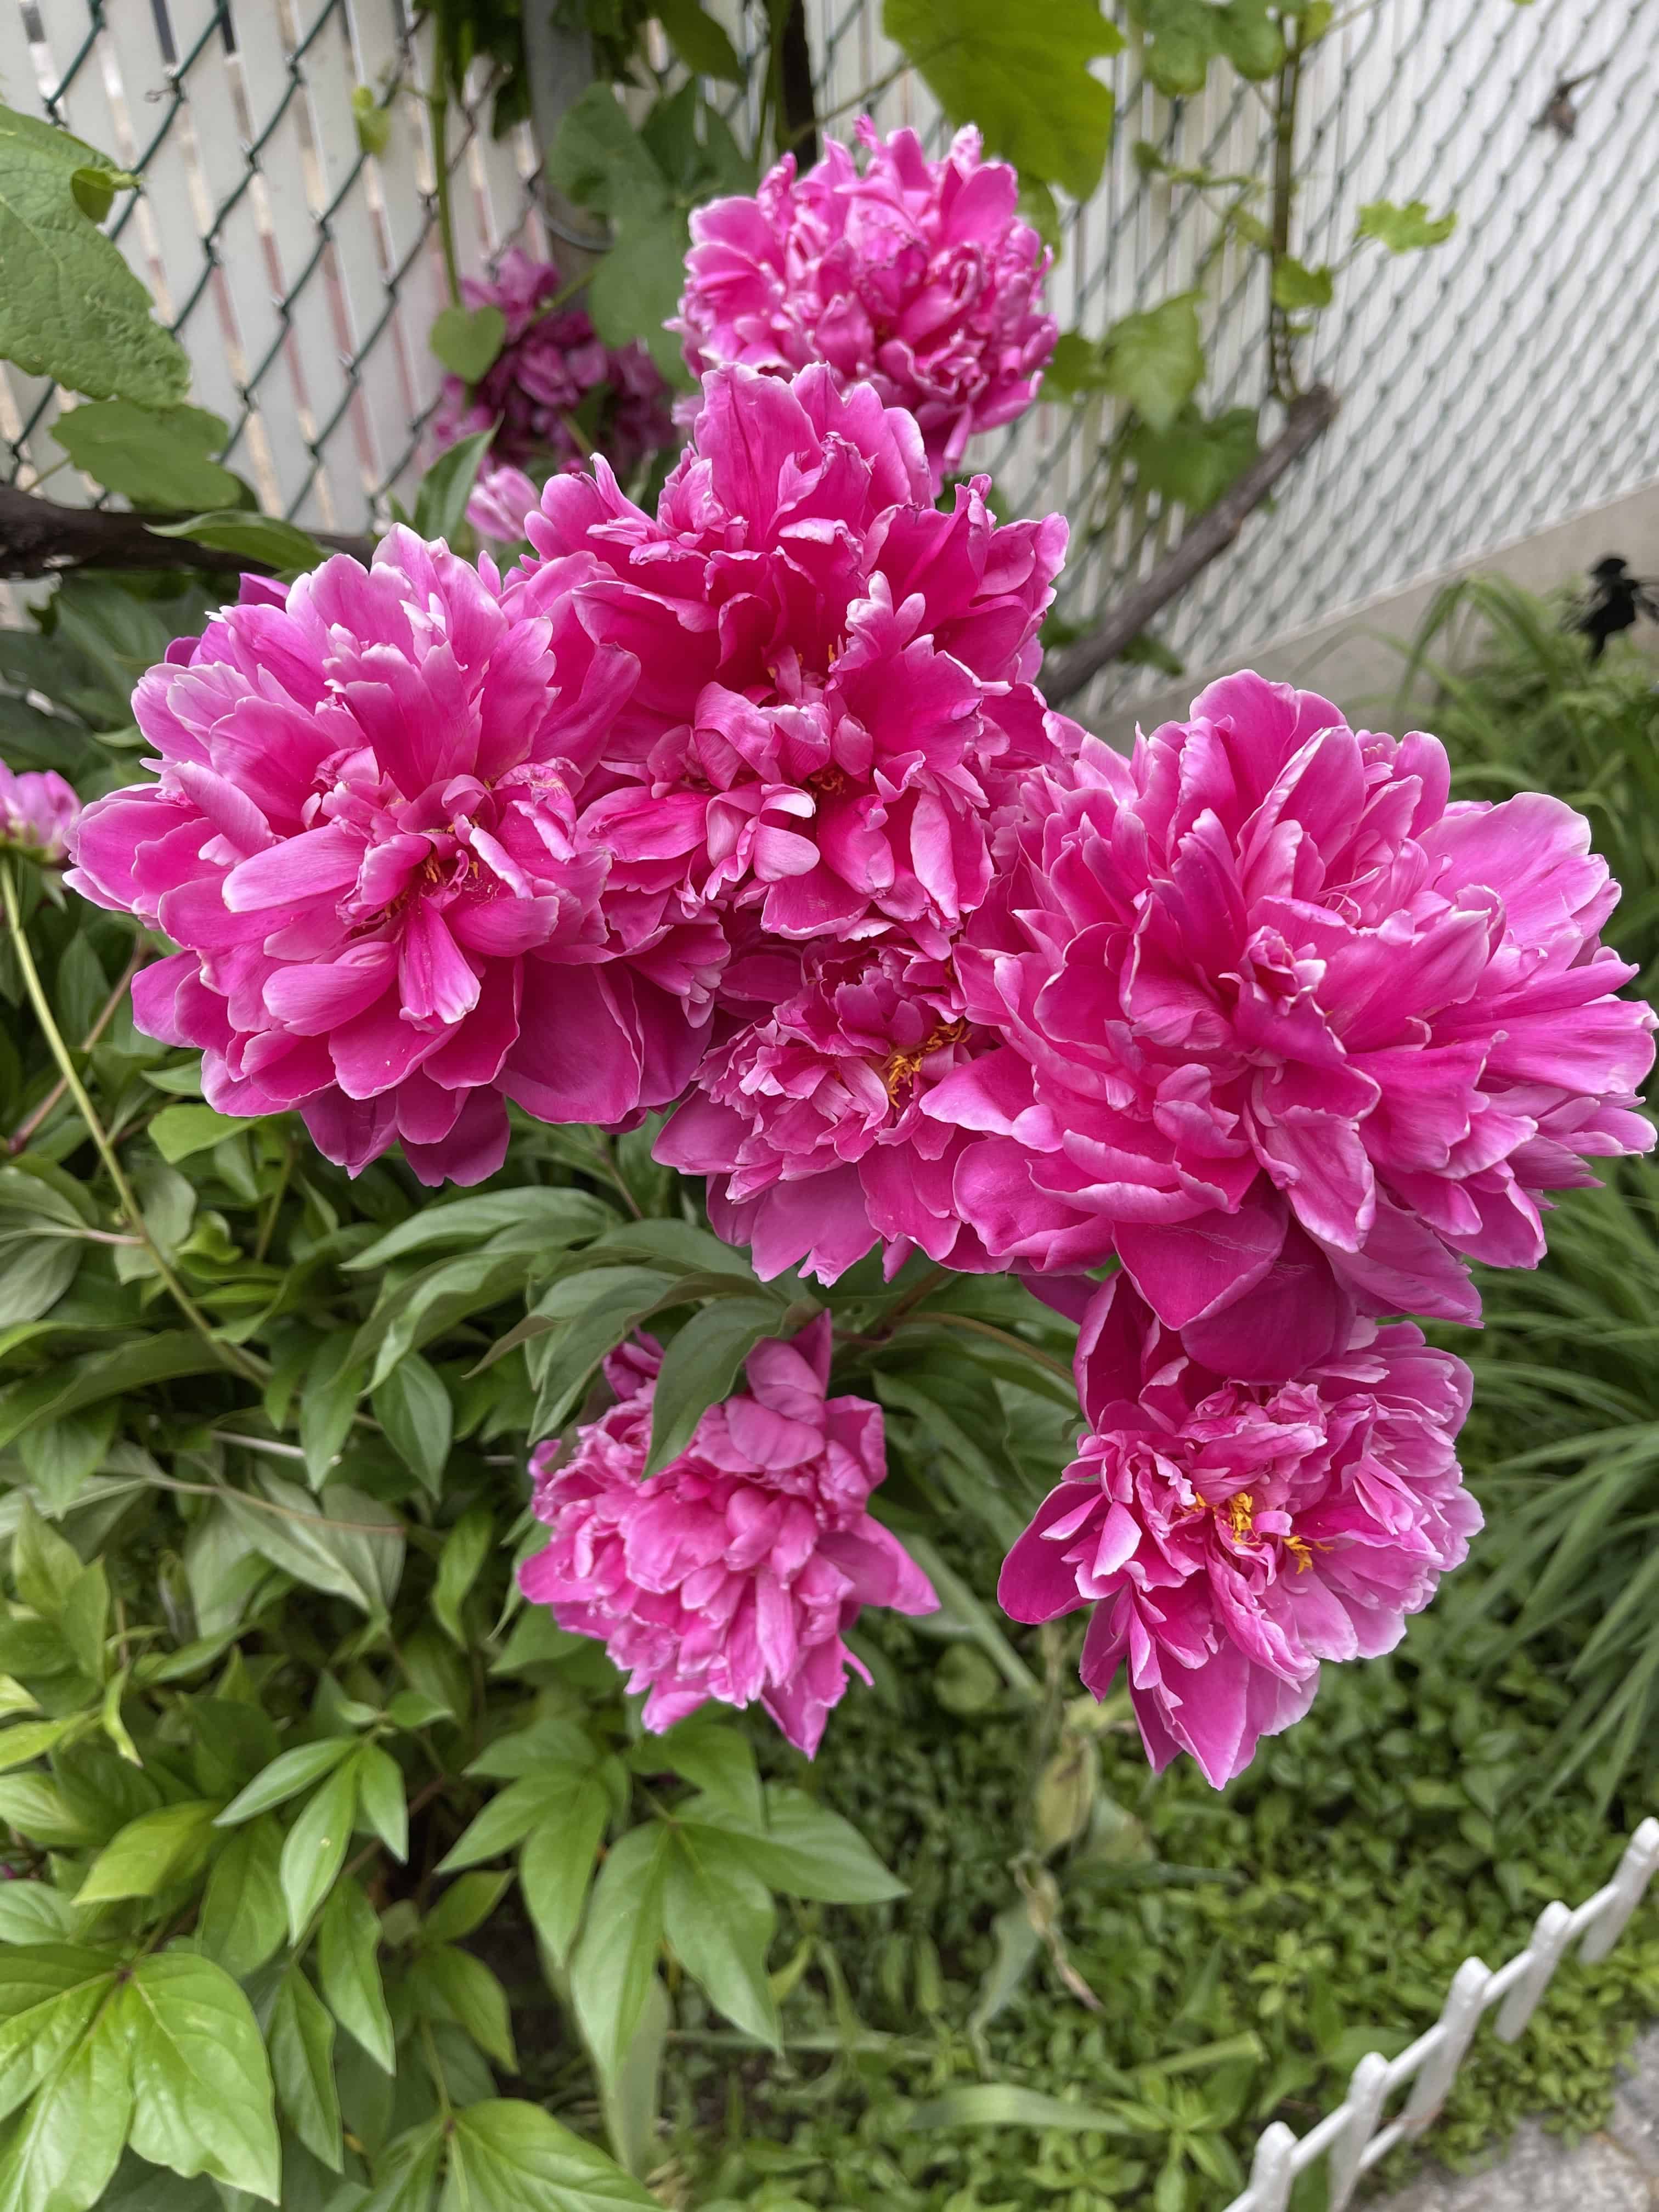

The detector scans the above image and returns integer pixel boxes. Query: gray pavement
[1375,2029,1659,2209]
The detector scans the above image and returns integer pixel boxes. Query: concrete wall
[1092,477,1659,749]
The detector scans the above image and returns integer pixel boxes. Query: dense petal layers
[432,248,673,481]
[67,536,723,1184]
[0,761,78,864]
[676,120,1057,487]
[1001,1273,1480,1785]
[520,1315,935,1752]
[929,670,1656,1353]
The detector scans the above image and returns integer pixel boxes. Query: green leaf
[664,1830,780,2049]
[411,427,495,545]
[299,1336,366,1491]
[1215,0,1284,77]
[77,1799,218,1904]
[526,1268,677,1437]
[347,1190,612,1273]
[645,1297,783,1476]
[52,402,240,511]
[11,1502,83,1620]
[148,1102,244,1163]
[906,2084,1132,2131]
[1042,330,1111,399]
[1126,403,1260,510]
[318,1877,394,2075]
[148,510,326,574]
[281,1762,359,1944]
[422,1873,510,1948]
[0,1777,96,1850]
[630,1718,761,1820]
[411,1945,515,2072]
[432,1508,492,1647]
[371,1355,453,1499]
[67,161,136,223]
[0,104,189,404]
[362,2121,443,2212]
[882,0,1122,201]
[0,1946,118,2125]
[269,1966,342,2172]
[216,1736,358,1827]
[653,0,744,80]
[587,209,692,384]
[19,1404,116,1515]
[439,1771,584,1872]
[0,1242,81,1333]
[1271,256,1335,310]
[568,1824,672,2087]
[0,1336,219,1452]
[518,1777,610,1966]
[58,1561,109,1683]
[118,1951,280,2200]
[441,2098,657,2210]
[1101,294,1205,432]
[684,1787,905,1903]
[427,308,506,386]
[1357,197,1457,253]
[199,1816,286,1978]
[0,1999,131,2212]
[221,1475,403,1616]
[354,1746,408,1865]
[352,84,392,159]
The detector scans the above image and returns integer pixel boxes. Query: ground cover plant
[0,21,1650,2212]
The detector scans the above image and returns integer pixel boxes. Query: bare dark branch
[1041,385,1340,708]
[0,484,373,581]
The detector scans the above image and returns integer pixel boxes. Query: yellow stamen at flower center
[1285,1534,1313,1573]
[1226,1492,1256,1544]
[880,1018,970,1102]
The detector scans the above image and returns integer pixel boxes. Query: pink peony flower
[675,120,1057,486]
[657,938,997,1283]
[521,1315,935,1753]
[431,248,673,479]
[0,761,79,864]
[1000,1272,1481,1786]
[466,463,541,549]
[928,672,1656,1374]
[510,362,1075,966]
[67,538,722,1186]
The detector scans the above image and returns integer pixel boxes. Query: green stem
[8,936,147,1153]
[896,1309,1076,1384]
[253,1130,295,1264]
[2,860,265,1386]
[430,90,462,309]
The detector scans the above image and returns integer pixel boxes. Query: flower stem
[8,935,148,1154]
[1,860,265,1386]
[429,89,462,309]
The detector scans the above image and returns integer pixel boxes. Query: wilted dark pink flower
[0,761,78,864]
[431,248,673,479]
[521,1316,935,1753]
[510,362,1074,964]
[658,939,996,1283]
[929,672,1656,1373]
[1001,1272,1480,1787]
[67,538,721,1186]
[675,120,1056,486]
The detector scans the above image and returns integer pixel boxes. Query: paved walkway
[1377,2029,1659,2209]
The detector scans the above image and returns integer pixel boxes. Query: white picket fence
[1224,1816,1659,2212]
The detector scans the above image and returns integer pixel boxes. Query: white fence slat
[1325,2052,1392,2212]
[1581,1818,1659,1963]
[100,5,246,441]
[349,2,448,509]
[1243,2120,1296,2212]
[1494,1900,1573,2041]
[0,2,43,112]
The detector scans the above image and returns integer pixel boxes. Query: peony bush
[0,69,1649,2212]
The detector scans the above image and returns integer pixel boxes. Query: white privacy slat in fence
[1224,1818,1659,2212]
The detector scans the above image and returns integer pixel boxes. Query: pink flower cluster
[431,248,673,488]
[675,120,1057,487]
[521,1317,934,1753]
[1002,1274,1480,1784]
[0,761,78,864]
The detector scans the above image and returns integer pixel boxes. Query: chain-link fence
[4,1,1657,715]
